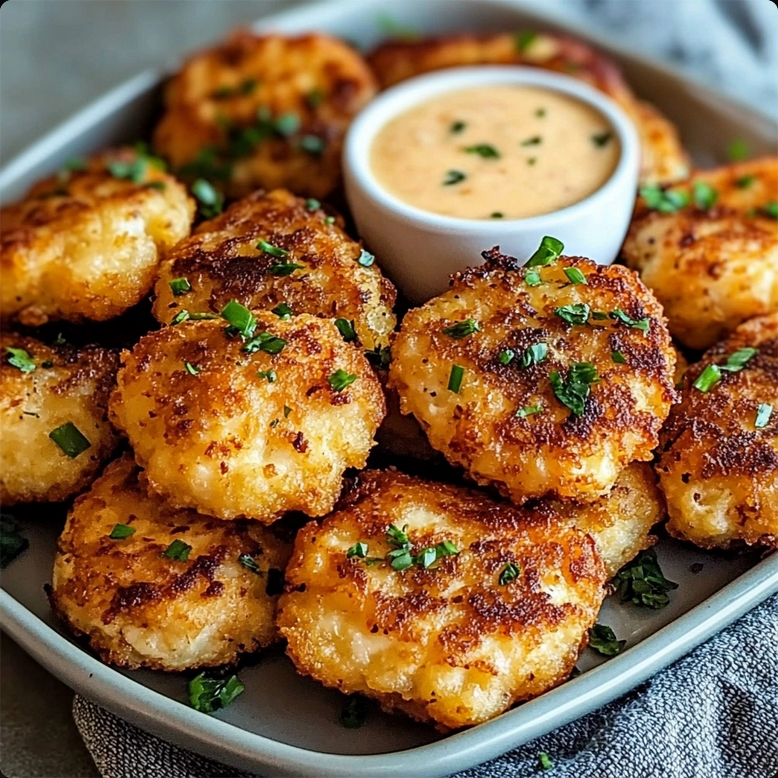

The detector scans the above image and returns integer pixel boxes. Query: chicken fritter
[153,32,377,199]
[367,32,689,185]
[109,311,385,522]
[277,469,607,731]
[51,455,292,670]
[152,189,396,351]
[0,333,120,505]
[389,249,677,505]
[657,313,778,549]
[623,158,778,350]
[0,148,194,327]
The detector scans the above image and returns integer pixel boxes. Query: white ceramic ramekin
[343,66,641,304]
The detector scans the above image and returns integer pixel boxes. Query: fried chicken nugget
[153,32,377,199]
[389,250,677,505]
[367,32,689,185]
[109,312,385,522]
[277,469,607,731]
[51,455,292,670]
[657,313,778,549]
[1,333,119,505]
[623,158,778,350]
[0,149,194,327]
[152,189,396,351]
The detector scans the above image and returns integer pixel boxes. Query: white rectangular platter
[1,1,777,776]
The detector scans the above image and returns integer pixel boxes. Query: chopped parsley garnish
[639,185,690,213]
[450,120,466,134]
[109,524,135,540]
[515,30,538,52]
[464,144,500,159]
[693,364,721,393]
[305,198,321,210]
[328,369,357,392]
[49,422,91,458]
[498,349,515,365]
[107,157,148,184]
[340,696,368,729]
[611,548,678,609]
[442,319,480,339]
[171,310,219,325]
[610,307,650,333]
[721,347,758,372]
[5,347,36,373]
[535,108,546,118]
[357,249,375,267]
[257,370,277,383]
[191,178,224,219]
[448,364,465,393]
[518,342,548,368]
[243,332,287,355]
[591,131,613,147]
[538,752,554,771]
[161,539,192,562]
[188,673,245,714]
[271,302,293,320]
[268,260,304,276]
[257,239,288,258]
[169,277,192,297]
[324,215,335,224]
[299,135,325,155]
[490,212,504,219]
[727,139,749,161]
[525,235,564,268]
[520,135,542,146]
[693,181,718,210]
[221,300,257,338]
[755,403,773,428]
[347,542,369,559]
[0,514,29,569]
[549,362,599,417]
[588,624,626,656]
[284,405,292,418]
[306,88,325,109]
[273,112,301,138]
[527,157,537,166]
[335,318,358,342]
[736,174,756,189]
[349,526,458,572]
[443,170,466,186]
[238,554,262,574]
[762,202,778,220]
[611,350,627,364]
[365,345,392,371]
[555,303,591,326]
[516,404,543,418]
[525,270,542,286]
[498,562,521,585]
[212,77,258,99]
[563,267,588,285]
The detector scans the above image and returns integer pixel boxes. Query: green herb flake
[442,319,480,339]
[525,270,542,286]
[535,108,546,118]
[516,404,543,419]
[448,364,465,393]
[299,135,325,155]
[762,202,778,219]
[693,181,718,210]
[357,249,375,267]
[188,673,245,714]
[257,239,289,258]
[591,131,613,147]
[238,554,262,574]
[191,178,224,219]
[109,524,136,540]
[520,135,542,147]
[5,347,36,374]
[755,403,773,428]
[443,169,466,186]
[588,623,626,656]
[518,342,548,369]
[516,30,538,52]
[554,303,591,326]
[728,139,749,161]
[169,278,192,297]
[324,215,336,225]
[611,350,627,364]
[161,538,192,562]
[549,362,599,417]
[257,369,277,383]
[0,514,29,569]
[328,369,357,392]
[306,88,325,109]
[525,235,564,268]
[721,347,758,372]
[365,345,391,371]
[693,364,722,393]
[639,185,691,214]
[538,752,554,771]
[305,198,321,210]
[283,405,292,418]
[221,300,257,338]
[243,332,287,356]
[610,307,650,334]
[498,562,521,585]
[107,157,147,184]
[611,548,678,609]
[335,318,358,343]
[171,310,190,325]
[450,120,467,134]
[490,212,504,219]
[271,302,293,320]
[268,260,304,277]
[340,696,368,729]
[464,144,500,159]
[498,349,515,366]
[735,174,756,189]
[347,542,369,559]
[49,422,91,459]
[563,267,588,285]
[273,112,301,138]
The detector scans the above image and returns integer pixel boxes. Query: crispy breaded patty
[153,189,396,351]
[389,250,677,504]
[623,158,778,350]
[277,469,606,730]
[367,32,689,185]
[657,314,778,549]
[0,333,120,505]
[109,313,385,522]
[0,149,194,327]
[51,455,292,670]
[153,32,377,199]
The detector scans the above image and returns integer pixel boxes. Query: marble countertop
[0,1,774,776]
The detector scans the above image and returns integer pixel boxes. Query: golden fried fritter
[657,313,778,549]
[153,32,377,199]
[0,149,194,327]
[389,250,677,505]
[152,189,396,351]
[277,469,607,731]
[0,333,119,505]
[367,32,689,185]
[624,158,778,350]
[51,455,292,670]
[109,312,385,522]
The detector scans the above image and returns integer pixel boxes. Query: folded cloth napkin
[73,593,778,778]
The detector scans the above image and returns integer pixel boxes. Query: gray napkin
[73,593,778,778]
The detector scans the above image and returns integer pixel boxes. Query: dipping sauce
[370,84,620,220]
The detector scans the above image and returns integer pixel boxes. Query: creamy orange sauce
[370,85,620,220]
